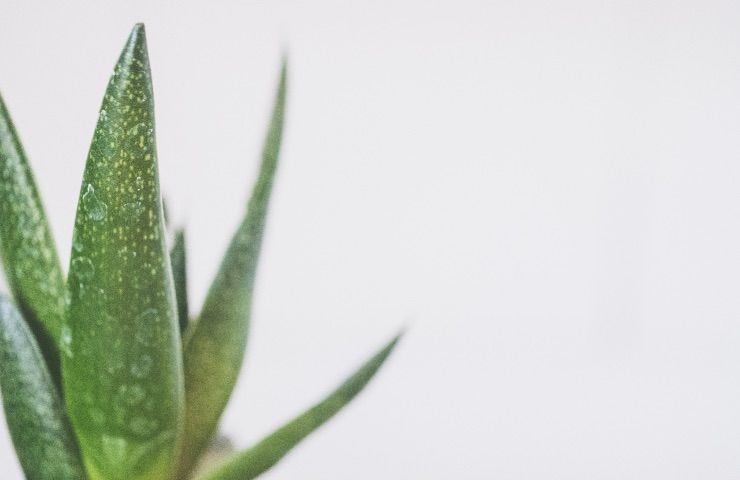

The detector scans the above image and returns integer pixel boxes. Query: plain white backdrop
[3,0,740,478]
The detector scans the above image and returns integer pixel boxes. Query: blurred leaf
[196,333,403,480]
[0,294,86,480]
[62,24,183,480]
[190,434,236,478]
[162,197,171,228]
[178,61,287,477]
[0,92,66,385]
[170,228,189,334]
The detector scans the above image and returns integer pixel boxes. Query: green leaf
[0,294,86,480]
[196,333,403,480]
[178,61,287,477]
[170,228,189,334]
[0,92,66,385]
[162,197,171,228]
[62,24,183,480]
[190,435,235,478]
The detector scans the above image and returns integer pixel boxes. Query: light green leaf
[0,294,86,480]
[178,61,287,477]
[170,228,189,334]
[62,24,183,480]
[0,92,66,384]
[190,435,235,478]
[196,333,402,480]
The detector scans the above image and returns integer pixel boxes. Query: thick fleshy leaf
[196,333,402,480]
[178,62,287,477]
[170,228,189,334]
[0,295,86,480]
[62,24,183,480]
[0,92,66,384]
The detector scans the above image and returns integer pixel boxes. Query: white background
[3,1,740,478]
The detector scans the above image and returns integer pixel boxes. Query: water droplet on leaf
[130,354,153,379]
[71,257,94,281]
[129,416,159,437]
[137,308,158,324]
[90,408,105,425]
[123,201,144,217]
[117,384,146,406]
[72,229,84,252]
[60,325,73,358]
[82,184,108,221]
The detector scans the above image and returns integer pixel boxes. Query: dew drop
[90,408,105,425]
[117,384,146,406]
[71,257,94,281]
[13,263,25,278]
[130,354,153,379]
[123,201,144,217]
[137,308,158,324]
[72,229,83,252]
[129,416,159,437]
[79,285,104,301]
[82,184,108,222]
[134,328,154,347]
[134,309,159,346]
[100,435,128,464]
[82,392,94,406]
[106,355,125,375]
[60,325,73,358]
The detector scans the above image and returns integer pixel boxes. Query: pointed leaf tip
[63,26,182,480]
[280,56,288,77]
[170,228,190,335]
[117,23,149,75]
[195,332,402,480]
[178,61,288,477]
[129,23,146,42]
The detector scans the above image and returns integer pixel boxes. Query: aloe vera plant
[0,24,402,480]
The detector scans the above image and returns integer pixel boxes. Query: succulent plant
[0,23,401,480]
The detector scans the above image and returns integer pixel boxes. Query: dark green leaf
[178,61,287,477]
[170,228,189,334]
[62,24,183,480]
[0,92,66,385]
[196,333,402,480]
[0,294,86,480]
